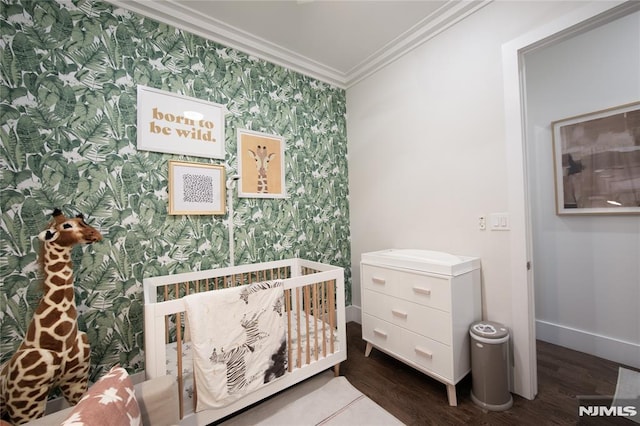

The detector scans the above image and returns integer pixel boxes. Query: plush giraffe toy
[0,209,102,425]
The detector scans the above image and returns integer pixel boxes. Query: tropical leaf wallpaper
[0,0,351,382]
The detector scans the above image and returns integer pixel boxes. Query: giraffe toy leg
[58,331,90,405]
[2,349,61,425]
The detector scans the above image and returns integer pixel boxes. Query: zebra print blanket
[183,280,287,411]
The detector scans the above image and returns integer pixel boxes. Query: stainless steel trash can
[469,321,513,411]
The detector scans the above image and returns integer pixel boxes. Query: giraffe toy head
[38,209,102,247]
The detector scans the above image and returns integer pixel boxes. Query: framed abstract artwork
[237,129,286,198]
[552,102,640,215]
[168,161,226,215]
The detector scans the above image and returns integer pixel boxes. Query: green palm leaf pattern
[0,0,351,380]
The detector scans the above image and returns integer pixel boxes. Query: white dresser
[361,249,481,406]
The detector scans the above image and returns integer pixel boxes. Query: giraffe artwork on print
[248,145,276,194]
[0,209,102,425]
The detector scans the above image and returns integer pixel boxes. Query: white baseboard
[346,304,361,324]
[536,319,640,369]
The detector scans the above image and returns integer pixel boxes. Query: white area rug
[220,371,404,425]
[613,367,640,424]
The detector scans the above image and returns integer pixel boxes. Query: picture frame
[137,85,226,159]
[552,101,640,215]
[168,161,226,215]
[237,129,287,198]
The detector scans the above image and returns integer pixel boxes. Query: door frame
[501,0,636,400]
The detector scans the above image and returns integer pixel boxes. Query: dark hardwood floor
[341,322,630,425]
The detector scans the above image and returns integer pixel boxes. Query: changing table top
[361,249,480,276]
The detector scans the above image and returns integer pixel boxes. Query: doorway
[502,0,640,400]
[523,10,640,368]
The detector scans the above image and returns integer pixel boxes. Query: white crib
[143,258,347,425]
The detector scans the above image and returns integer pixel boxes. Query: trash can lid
[470,321,509,339]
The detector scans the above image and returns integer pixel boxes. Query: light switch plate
[489,212,510,231]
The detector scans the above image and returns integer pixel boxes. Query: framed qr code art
[168,161,226,215]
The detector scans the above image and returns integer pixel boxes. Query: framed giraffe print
[168,161,226,215]
[551,101,640,215]
[237,129,287,198]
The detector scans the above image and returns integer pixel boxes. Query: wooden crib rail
[154,266,293,305]
[143,259,302,303]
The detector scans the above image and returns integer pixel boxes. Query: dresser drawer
[362,314,453,381]
[362,264,451,312]
[362,289,452,345]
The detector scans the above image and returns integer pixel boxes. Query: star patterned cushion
[61,365,141,426]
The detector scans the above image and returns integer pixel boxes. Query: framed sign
[168,161,226,215]
[237,129,286,198]
[137,85,226,159]
[552,102,640,215]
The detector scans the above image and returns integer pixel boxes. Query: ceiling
[106,0,490,88]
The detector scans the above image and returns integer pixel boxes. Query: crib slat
[312,282,319,361]
[304,284,311,366]
[295,287,302,368]
[285,289,292,372]
[176,312,184,420]
[328,280,335,353]
[320,281,327,356]
[164,286,170,344]
[193,375,198,414]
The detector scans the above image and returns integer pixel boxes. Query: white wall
[345,0,610,398]
[524,10,640,368]
[347,0,584,322]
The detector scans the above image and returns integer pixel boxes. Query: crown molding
[345,1,492,87]
[105,0,347,88]
[106,0,491,89]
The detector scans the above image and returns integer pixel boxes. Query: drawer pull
[391,309,408,319]
[373,328,388,338]
[415,347,433,359]
[372,277,386,285]
[413,286,431,296]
